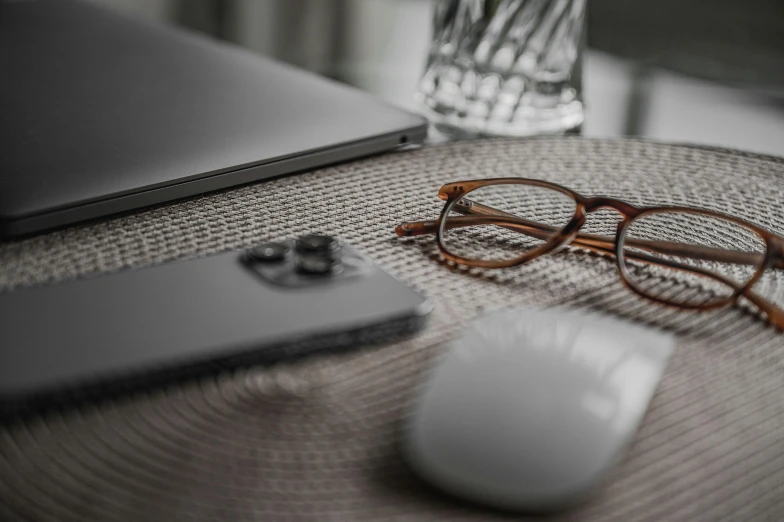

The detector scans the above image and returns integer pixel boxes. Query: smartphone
[0,235,432,421]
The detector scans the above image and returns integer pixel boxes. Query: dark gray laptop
[0,0,427,238]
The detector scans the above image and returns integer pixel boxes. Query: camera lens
[295,235,340,256]
[247,242,290,262]
[296,254,342,276]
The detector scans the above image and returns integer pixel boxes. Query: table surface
[3,138,783,522]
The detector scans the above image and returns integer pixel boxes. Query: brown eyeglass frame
[395,178,784,330]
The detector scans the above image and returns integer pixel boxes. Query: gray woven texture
[1,137,784,521]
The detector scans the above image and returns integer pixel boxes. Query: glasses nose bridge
[582,196,637,218]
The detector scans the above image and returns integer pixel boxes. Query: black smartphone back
[0,239,431,420]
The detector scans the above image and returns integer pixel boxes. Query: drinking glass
[418,0,587,138]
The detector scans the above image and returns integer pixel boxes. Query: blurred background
[86,0,784,156]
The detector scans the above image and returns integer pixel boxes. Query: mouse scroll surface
[403,308,675,512]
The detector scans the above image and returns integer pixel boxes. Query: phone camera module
[295,235,340,256]
[247,242,290,262]
[245,236,367,287]
[296,254,342,276]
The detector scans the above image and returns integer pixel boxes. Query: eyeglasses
[396,178,784,330]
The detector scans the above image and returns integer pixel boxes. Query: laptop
[0,0,427,238]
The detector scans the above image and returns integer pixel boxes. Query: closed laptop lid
[0,0,425,223]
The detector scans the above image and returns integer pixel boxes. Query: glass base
[425,120,582,144]
[417,63,584,138]
[418,96,584,139]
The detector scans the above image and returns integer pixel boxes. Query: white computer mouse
[403,307,675,512]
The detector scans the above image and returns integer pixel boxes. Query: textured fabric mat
[1,137,784,521]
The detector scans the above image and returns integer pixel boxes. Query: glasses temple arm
[395,215,784,329]
[395,202,784,329]
[396,201,779,269]
[627,247,784,330]
[467,199,780,267]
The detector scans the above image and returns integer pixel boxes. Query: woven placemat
[1,137,783,521]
